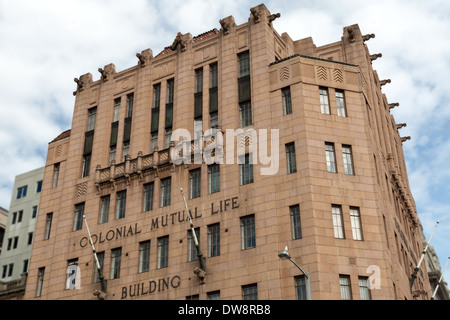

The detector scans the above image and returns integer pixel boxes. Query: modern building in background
[0,167,44,299]
[24,4,433,300]
[0,207,8,254]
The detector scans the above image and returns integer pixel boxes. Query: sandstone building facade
[24,4,430,300]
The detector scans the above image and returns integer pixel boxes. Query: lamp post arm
[288,257,308,279]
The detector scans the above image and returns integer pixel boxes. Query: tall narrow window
[165,79,174,146]
[32,206,38,218]
[44,213,52,240]
[99,195,110,224]
[325,143,337,173]
[208,164,220,194]
[87,107,97,131]
[340,275,352,300]
[336,90,347,117]
[110,248,122,279]
[36,180,43,193]
[115,190,126,219]
[188,228,200,262]
[94,252,105,283]
[240,153,254,185]
[240,214,256,250]
[83,108,96,176]
[157,236,169,269]
[143,182,154,212]
[189,168,201,199]
[295,276,307,300]
[151,132,158,153]
[209,63,218,128]
[110,99,120,164]
[139,240,151,273]
[290,205,302,240]
[286,142,297,174]
[359,277,372,300]
[350,207,363,241]
[332,205,345,239]
[319,87,330,114]
[342,145,355,175]
[66,259,79,289]
[160,177,171,207]
[208,223,220,257]
[194,68,203,119]
[238,51,252,127]
[242,283,258,300]
[164,128,172,149]
[282,87,292,115]
[153,83,161,109]
[113,98,121,122]
[73,203,84,231]
[52,163,60,188]
[36,267,45,297]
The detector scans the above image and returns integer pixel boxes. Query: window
[27,232,33,245]
[188,228,200,262]
[143,183,154,212]
[73,203,84,231]
[282,87,292,115]
[23,259,29,274]
[290,205,302,240]
[36,267,45,297]
[151,132,158,153]
[157,236,169,269]
[208,164,220,194]
[52,163,60,188]
[336,90,347,117]
[126,93,134,118]
[44,213,53,240]
[194,68,203,119]
[238,51,252,127]
[208,223,220,257]
[350,207,363,241]
[82,154,91,177]
[160,177,171,207]
[207,291,221,300]
[7,263,13,277]
[87,107,97,131]
[240,215,256,250]
[94,252,105,283]
[342,145,354,175]
[295,276,307,300]
[17,210,23,223]
[11,212,17,224]
[1,265,6,278]
[332,205,345,239]
[17,186,27,199]
[167,79,174,104]
[109,146,116,165]
[240,153,254,185]
[325,143,337,173]
[242,283,258,300]
[66,259,79,289]
[113,98,121,122]
[359,277,372,300]
[286,142,297,174]
[186,294,200,300]
[319,87,330,114]
[239,102,252,128]
[99,195,110,224]
[189,168,201,199]
[122,141,130,161]
[110,248,122,279]
[139,240,151,273]
[153,84,161,109]
[115,190,126,219]
[209,62,218,127]
[32,206,38,218]
[36,180,43,193]
[13,236,18,249]
[340,275,352,300]
[164,128,172,149]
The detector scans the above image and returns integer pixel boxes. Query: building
[24,4,431,300]
[0,207,8,254]
[0,167,44,300]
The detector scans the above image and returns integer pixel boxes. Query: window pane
[208,164,220,194]
[139,241,151,273]
[319,87,330,114]
[290,205,302,239]
[295,276,307,300]
[325,143,337,173]
[359,277,372,300]
[350,207,363,240]
[282,87,292,115]
[116,191,126,219]
[240,153,254,185]
[340,275,352,300]
[208,223,220,257]
[110,248,122,279]
[160,177,171,207]
[342,145,354,175]
[241,215,256,250]
[336,90,347,117]
[332,205,345,239]
[143,183,154,212]
[286,143,297,174]
[190,169,201,199]
[99,195,110,224]
[242,283,258,300]
[73,203,84,231]
[157,236,169,268]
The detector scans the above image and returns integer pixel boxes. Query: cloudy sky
[1,0,449,289]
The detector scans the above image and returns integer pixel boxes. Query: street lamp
[278,246,311,300]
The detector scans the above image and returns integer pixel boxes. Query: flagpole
[83,214,107,299]
[431,257,450,300]
[180,188,206,283]
[410,220,439,290]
